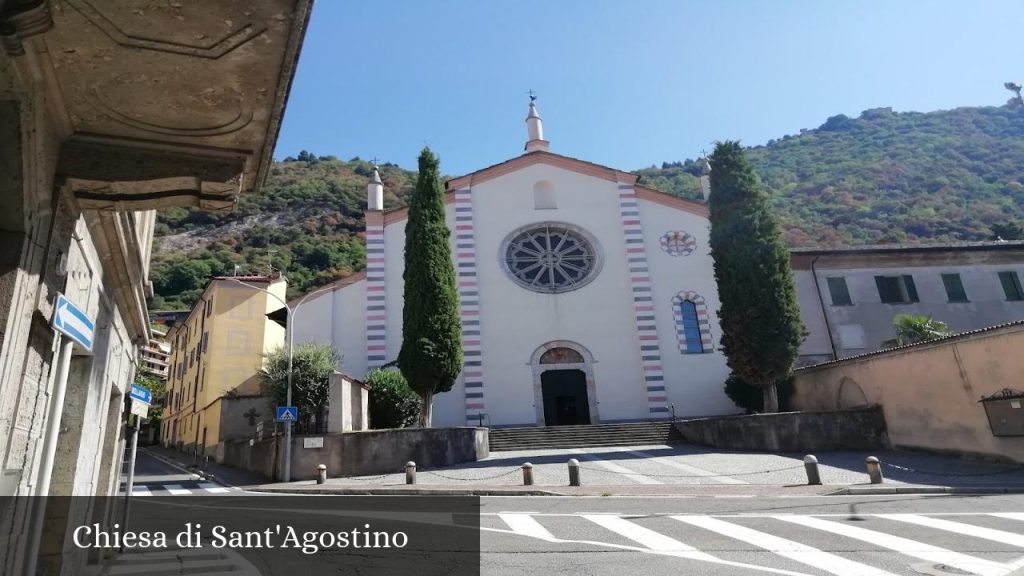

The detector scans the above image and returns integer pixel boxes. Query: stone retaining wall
[220,427,489,481]
[674,406,890,452]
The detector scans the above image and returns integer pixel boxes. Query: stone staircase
[488,421,685,451]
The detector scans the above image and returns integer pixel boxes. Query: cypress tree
[397,147,463,427]
[708,141,807,412]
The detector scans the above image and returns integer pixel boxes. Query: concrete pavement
[251,444,1024,496]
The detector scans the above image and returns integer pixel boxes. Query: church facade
[293,101,736,427]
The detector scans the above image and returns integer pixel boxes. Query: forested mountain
[150,154,417,309]
[637,105,1024,246]
[151,105,1024,310]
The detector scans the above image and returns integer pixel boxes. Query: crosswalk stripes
[673,515,899,576]
[198,482,230,494]
[162,484,192,495]
[778,515,1011,576]
[582,514,717,561]
[878,514,1024,548]
[118,481,237,496]
[103,548,260,575]
[493,512,1024,575]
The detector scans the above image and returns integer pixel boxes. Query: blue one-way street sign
[276,406,298,422]
[129,383,152,406]
[52,293,95,351]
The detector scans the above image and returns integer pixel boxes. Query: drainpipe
[809,255,839,360]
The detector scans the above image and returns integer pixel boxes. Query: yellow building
[162,275,287,458]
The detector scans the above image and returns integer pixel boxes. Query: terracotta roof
[791,240,1024,256]
[286,270,367,306]
[213,274,282,283]
[796,319,1024,371]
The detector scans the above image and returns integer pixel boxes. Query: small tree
[134,368,165,425]
[724,373,795,414]
[883,314,951,347]
[366,369,420,429]
[397,147,463,427]
[259,343,341,433]
[708,141,808,413]
[989,222,1024,241]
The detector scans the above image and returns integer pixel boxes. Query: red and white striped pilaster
[617,183,669,418]
[454,187,485,425]
[364,211,387,370]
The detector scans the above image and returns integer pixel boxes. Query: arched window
[671,291,713,354]
[679,301,704,354]
[533,180,556,210]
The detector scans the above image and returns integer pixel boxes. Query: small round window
[503,224,599,293]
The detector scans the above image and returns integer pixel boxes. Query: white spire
[699,157,712,202]
[367,165,384,211]
[525,96,549,153]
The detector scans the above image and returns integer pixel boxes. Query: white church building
[293,100,736,427]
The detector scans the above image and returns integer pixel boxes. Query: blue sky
[274,0,1024,175]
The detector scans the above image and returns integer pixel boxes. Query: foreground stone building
[0,1,310,573]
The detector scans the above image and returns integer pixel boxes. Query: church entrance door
[541,369,591,426]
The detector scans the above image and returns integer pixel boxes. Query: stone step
[488,421,685,451]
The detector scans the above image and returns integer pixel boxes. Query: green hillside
[150,105,1024,310]
[150,154,416,310]
[637,105,1024,246]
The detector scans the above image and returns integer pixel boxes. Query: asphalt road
[120,448,234,496]
[104,474,1024,576]
[478,494,1024,576]
[112,453,1024,576]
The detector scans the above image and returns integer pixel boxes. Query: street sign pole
[24,334,74,576]
[26,292,95,576]
[120,413,141,553]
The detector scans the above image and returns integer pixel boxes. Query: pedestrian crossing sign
[276,406,298,422]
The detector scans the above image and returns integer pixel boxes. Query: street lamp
[224,277,336,483]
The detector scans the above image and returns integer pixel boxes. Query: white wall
[292,280,367,378]
[794,270,835,361]
[639,199,735,417]
[812,262,1024,357]
[468,164,649,426]
[294,162,737,426]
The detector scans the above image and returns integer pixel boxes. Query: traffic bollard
[405,461,417,485]
[568,458,580,486]
[865,456,883,484]
[803,454,821,485]
[522,462,534,486]
[316,464,327,484]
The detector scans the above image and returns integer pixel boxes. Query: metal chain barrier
[576,463,806,478]
[880,461,1024,477]
[346,473,396,481]
[422,467,523,482]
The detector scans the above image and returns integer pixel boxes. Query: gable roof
[795,319,1024,372]
[380,150,708,225]
[286,270,367,306]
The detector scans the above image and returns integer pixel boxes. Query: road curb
[830,486,1024,495]
[250,487,562,496]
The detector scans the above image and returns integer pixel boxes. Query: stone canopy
[1,0,312,211]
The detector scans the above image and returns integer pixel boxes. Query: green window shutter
[941,273,967,302]
[1000,271,1024,301]
[902,275,919,303]
[826,277,852,305]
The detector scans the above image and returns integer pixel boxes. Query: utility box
[980,389,1024,437]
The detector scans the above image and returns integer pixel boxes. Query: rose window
[504,225,598,293]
